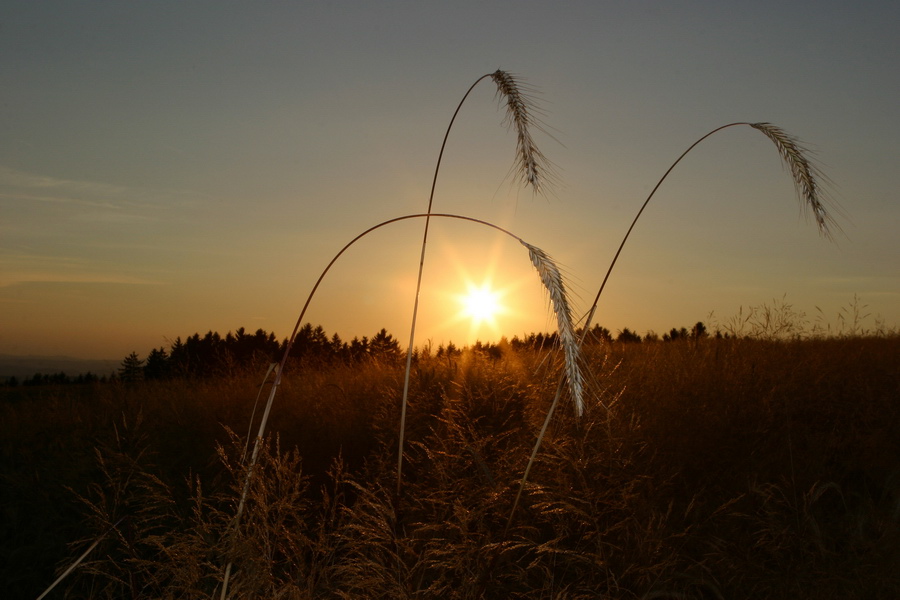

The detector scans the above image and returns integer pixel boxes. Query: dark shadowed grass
[6,332,900,598]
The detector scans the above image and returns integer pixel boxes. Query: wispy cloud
[0,166,131,196]
[0,165,209,214]
[0,191,158,227]
[0,191,121,211]
[808,275,900,294]
[0,271,166,287]
[0,165,159,231]
[0,253,168,288]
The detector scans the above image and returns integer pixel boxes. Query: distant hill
[0,354,119,381]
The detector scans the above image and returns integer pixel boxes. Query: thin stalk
[36,518,125,600]
[581,123,748,335]
[398,73,493,501]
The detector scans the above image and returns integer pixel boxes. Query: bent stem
[581,121,836,339]
[505,121,837,533]
[398,73,490,506]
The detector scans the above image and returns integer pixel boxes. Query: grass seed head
[520,240,585,417]
[491,70,556,195]
[750,122,838,239]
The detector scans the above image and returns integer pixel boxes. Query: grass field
[3,332,898,599]
[0,69,888,599]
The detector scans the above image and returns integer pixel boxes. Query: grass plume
[490,70,556,193]
[750,122,837,238]
[520,241,584,417]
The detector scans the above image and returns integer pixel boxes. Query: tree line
[114,325,406,384]
[3,321,714,387]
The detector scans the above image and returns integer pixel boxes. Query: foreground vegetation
[2,333,898,599]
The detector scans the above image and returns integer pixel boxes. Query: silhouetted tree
[664,327,690,342]
[144,347,170,380]
[616,328,642,343]
[691,321,708,340]
[370,328,401,362]
[291,323,332,361]
[169,337,189,375]
[349,336,369,362]
[119,352,145,384]
[74,372,99,384]
[329,332,344,357]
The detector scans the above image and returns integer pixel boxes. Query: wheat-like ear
[520,241,584,417]
[490,70,556,194]
[750,122,836,238]
[504,241,583,536]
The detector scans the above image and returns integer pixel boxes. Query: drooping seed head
[750,122,837,239]
[520,240,585,417]
[491,70,557,195]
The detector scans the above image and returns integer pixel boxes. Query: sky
[1,1,898,360]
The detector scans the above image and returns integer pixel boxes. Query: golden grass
[6,334,899,598]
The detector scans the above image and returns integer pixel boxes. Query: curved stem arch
[581,121,836,340]
[225,213,580,594]
[581,122,749,335]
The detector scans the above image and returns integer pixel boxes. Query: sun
[461,283,502,324]
[457,281,506,333]
[431,233,532,344]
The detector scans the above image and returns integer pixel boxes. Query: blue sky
[1,1,898,358]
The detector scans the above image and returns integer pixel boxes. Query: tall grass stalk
[506,121,838,532]
[221,213,580,598]
[398,70,554,500]
[242,361,278,462]
[35,518,124,600]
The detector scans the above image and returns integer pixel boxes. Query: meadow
[4,70,897,599]
[2,328,899,599]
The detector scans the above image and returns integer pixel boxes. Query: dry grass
[521,241,584,417]
[4,333,899,598]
